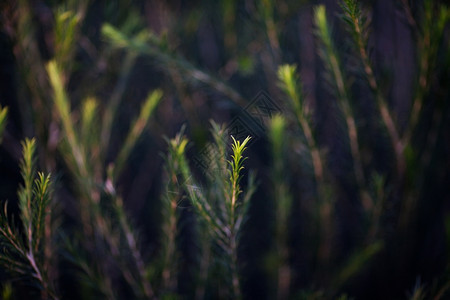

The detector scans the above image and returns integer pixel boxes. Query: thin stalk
[229,234,241,299]
[195,234,211,300]
[100,52,137,155]
[400,0,418,31]
[0,105,8,143]
[301,117,324,185]
[277,64,332,266]
[169,130,251,299]
[398,1,449,226]
[47,61,89,180]
[269,115,292,299]
[0,226,26,259]
[161,148,183,292]
[341,0,404,175]
[167,67,201,131]
[112,89,162,179]
[402,0,449,146]
[314,5,373,212]
[16,0,50,141]
[48,60,155,298]
[260,0,281,63]
[101,24,247,107]
[1,140,58,299]
[26,249,58,300]
[277,65,325,191]
[114,196,155,299]
[367,174,386,242]
[228,173,240,299]
[227,136,251,299]
[161,199,177,290]
[402,31,430,146]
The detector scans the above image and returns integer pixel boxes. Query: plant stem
[100,52,137,156]
[343,1,404,175]
[229,233,241,299]
[300,117,324,185]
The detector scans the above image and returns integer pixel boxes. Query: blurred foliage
[0,0,449,299]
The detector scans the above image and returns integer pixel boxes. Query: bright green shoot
[17,138,52,253]
[47,60,87,180]
[18,139,37,244]
[314,4,372,212]
[314,5,349,105]
[166,126,255,299]
[228,135,251,210]
[340,0,368,48]
[277,64,307,120]
[113,89,162,178]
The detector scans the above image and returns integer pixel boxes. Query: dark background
[0,0,449,299]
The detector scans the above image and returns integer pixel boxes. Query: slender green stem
[102,24,247,107]
[314,5,373,211]
[100,52,137,156]
[269,115,292,299]
[341,0,404,175]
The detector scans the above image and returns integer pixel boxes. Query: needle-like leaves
[166,125,255,299]
[113,89,163,179]
[0,138,57,299]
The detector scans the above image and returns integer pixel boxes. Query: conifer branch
[47,61,89,179]
[277,65,325,185]
[48,58,158,299]
[113,89,162,179]
[314,5,373,212]
[167,125,255,299]
[269,115,292,299]
[340,0,404,175]
[101,23,247,107]
[402,1,450,145]
[0,139,58,299]
[100,52,137,155]
[277,63,334,269]
[113,196,155,299]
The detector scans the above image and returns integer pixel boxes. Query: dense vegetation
[0,0,449,299]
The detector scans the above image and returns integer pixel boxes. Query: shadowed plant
[314,4,373,214]
[47,60,161,299]
[268,114,292,299]
[0,105,7,144]
[0,138,57,299]
[166,123,256,299]
[0,0,448,299]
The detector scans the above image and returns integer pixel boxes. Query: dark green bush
[0,0,449,299]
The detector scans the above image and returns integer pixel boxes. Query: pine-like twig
[101,23,247,107]
[277,63,334,272]
[402,1,449,145]
[47,59,159,299]
[0,139,58,299]
[340,0,404,175]
[167,125,255,299]
[277,65,325,187]
[314,5,373,213]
